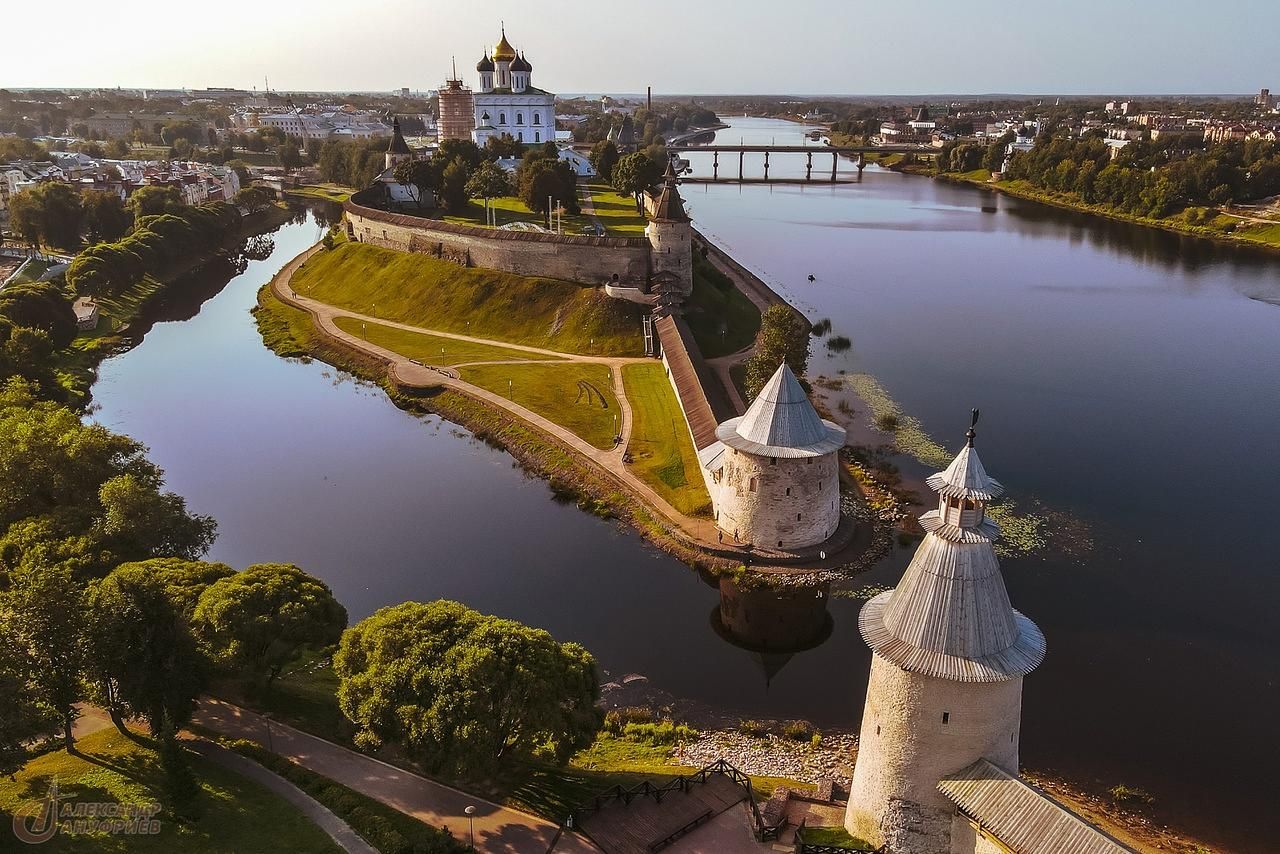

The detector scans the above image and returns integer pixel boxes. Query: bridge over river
[667,142,933,183]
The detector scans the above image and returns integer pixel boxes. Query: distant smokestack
[647,86,651,111]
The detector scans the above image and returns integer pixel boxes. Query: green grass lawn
[232,150,280,166]
[442,195,593,234]
[459,362,620,450]
[291,242,645,356]
[0,729,340,853]
[685,253,761,358]
[621,363,712,516]
[284,184,351,203]
[585,183,650,236]
[332,316,556,365]
[9,257,54,284]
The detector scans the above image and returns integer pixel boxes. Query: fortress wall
[711,449,840,549]
[344,193,652,285]
[846,657,1023,853]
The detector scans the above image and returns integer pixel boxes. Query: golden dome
[492,28,517,62]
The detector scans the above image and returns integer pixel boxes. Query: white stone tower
[646,160,693,297]
[709,364,845,549]
[845,411,1046,853]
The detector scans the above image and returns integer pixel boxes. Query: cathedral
[472,27,556,146]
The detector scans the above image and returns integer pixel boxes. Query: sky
[3,0,1277,96]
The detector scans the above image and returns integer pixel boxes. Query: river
[91,120,1279,849]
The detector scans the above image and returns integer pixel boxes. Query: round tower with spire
[645,160,694,297]
[845,411,1046,853]
[709,363,845,549]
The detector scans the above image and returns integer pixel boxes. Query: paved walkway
[192,698,600,854]
[187,739,378,854]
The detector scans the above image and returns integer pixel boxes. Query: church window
[533,112,541,125]
[499,112,506,124]
[942,712,950,725]
[535,131,540,142]
[517,131,524,142]
[516,112,524,125]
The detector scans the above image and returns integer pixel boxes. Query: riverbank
[55,202,294,405]
[940,170,1280,253]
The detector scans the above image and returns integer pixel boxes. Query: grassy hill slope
[290,242,646,356]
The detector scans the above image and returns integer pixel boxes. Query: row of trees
[66,200,243,298]
[974,132,1280,218]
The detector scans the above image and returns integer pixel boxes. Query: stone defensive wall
[344,189,653,285]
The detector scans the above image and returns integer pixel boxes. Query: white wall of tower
[710,448,840,549]
[846,656,1023,853]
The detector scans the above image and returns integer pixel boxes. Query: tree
[393,159,437,209]
[0,281,77,348]
[194,564,347,687]
[81,189,131,242]
[335,600,601,777]
[484,134,524,159]
[127,184,183,218]
[610,152,660,212]
[743,305,811,401]
[589,139,619,182]
[0,379,217,581]
[0,612,59,774]
[7,183,84,251]
[112,557,234,617]
[439,156,470,212]
[277,143,302,174]
[87,563,208,737]
[233,186,271,214]
[4,564,88,750]
[464,161,510,222]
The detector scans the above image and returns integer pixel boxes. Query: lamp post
[464,805,476,850]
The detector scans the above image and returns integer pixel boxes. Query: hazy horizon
[3,0,1277,96]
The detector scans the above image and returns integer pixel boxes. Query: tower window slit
[942,712,950,725]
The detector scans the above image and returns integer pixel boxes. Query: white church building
[472,28,556,146]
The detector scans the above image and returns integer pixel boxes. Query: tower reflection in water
[710,575,833,689]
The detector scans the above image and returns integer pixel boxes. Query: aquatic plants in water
[845,373,951,468]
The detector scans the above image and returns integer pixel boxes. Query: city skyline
[4,0,1278,96]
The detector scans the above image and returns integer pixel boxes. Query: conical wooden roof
[715,364,845,458]
[858,430,1044,682]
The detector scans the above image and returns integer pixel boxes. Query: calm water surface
[91,120,1280,849]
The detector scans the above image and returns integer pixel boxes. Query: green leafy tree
[277,142,302,174]
[743,304,811,401]
[194,564,347,687]
[0,379,217,581]
[393,159,437,209]
[233,186,271,213]
[483,133,524,159]
[127,184,183,218]
[0,613,59,774]
[464,160,510,221]
[87,563,208,737]
[0,281,77,348]
[7,183,84,251]
[80,189,131,242]
[589,139,619,182]
[439,156,470,212]
[610,151,660,212]
[334,600,601,777]
[4,564,88,750]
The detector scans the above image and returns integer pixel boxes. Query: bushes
[737,719,824,743]
[227,740,466,853]
[602,708,697,744]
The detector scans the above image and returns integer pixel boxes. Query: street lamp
[464,805,476,850]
